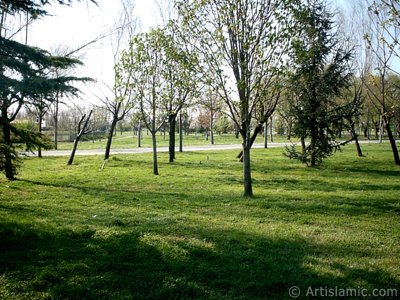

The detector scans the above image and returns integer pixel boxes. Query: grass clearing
[0,144,399,299]
[54,132,292,151]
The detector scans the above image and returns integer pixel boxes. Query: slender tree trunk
[105,118,118,160]
[235,125,239,139]
[210,112,214,145]
[269,116,273,142]
[168,114,176,163]
[151,131,159,175]
[38,113,42,158]
[179,113,183,153]
[137,120,142,148]
[385,119,400,165]
[242,141,253,198]
[67,111,92,165]
[67,138,79,165]
[301,137,306,155]
[54,98,59,150]
[310,135,316,166]
[350,122,363,157]
[2,120,15,180]
[379,114,384,143]
[264,122,268,149]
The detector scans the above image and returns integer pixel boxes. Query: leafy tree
[285,0,353,166]
[120,29,168,175]
[161,21,198,162]
[177,0,294,197]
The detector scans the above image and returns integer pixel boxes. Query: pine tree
[285,0,353,166]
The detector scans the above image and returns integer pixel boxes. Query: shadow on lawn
[0,219,398,300]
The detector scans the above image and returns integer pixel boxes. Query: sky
[22,0,399,107]
[26,0,160,105]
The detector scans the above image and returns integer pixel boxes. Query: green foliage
[0,145,399,298]
[1,35,89,179]
[286,0,353,166]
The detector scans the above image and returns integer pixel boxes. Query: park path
[25,140,385,157]
[29,142,291,157]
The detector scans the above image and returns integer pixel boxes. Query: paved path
[27,142,292,157]
[25,140,388,157]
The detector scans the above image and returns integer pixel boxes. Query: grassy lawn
[0,144,399,299]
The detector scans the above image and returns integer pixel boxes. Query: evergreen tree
[1,37,88,179]
[1,0,94,179]
[285,0,353,166]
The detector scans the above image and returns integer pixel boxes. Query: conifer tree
[286,0,353,166]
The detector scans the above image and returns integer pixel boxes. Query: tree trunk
[301,137,306,155]
[137,121,142,148]
[235,125,239,139]
[67,138,79,165]
[350,122,363,157]
[310,130,317,167]
[379,115,384,143]
[2,120,15,180]
[67,111,92,166]
[242,142,253,198]
[210,112,214,145]
[269,116,273,142]
[151,131,159,175]
[54,98,59,150]
[179,113,183,152]
[105,118,118,160]
[168,114,176,163]
[264,122,268,148]
[237,123,263,161]
[38,113,42,158]
[385,120,400,165]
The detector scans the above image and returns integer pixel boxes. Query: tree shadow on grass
[0,219,398,299]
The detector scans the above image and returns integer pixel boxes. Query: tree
[198,88,224,145]
[120,29,167,175]
[0,0,96,179]
[177,0,293,197]
[364,1,400,165]
[67,109,92,165]
[161,21,198,163]
[285,0,353,166]
[100,0,138,161]
[0,36,88,179]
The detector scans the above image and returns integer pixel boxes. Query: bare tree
[364,1,400,165]
[67,110,93,165]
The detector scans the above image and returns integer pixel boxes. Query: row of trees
[1,0,400,198]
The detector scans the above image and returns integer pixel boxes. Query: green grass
[0,144,399,299]
[55,132,292,151]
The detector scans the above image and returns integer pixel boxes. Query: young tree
[199,88,224,145]
[120,29,167,175]
[364,1,400,165]
[161,22,198,162]
[285,0,353,166]
[67,110,92,165]
[177,0,293,197]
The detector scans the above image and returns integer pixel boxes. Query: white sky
[23,0,399,107]
[27,0,159,106]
